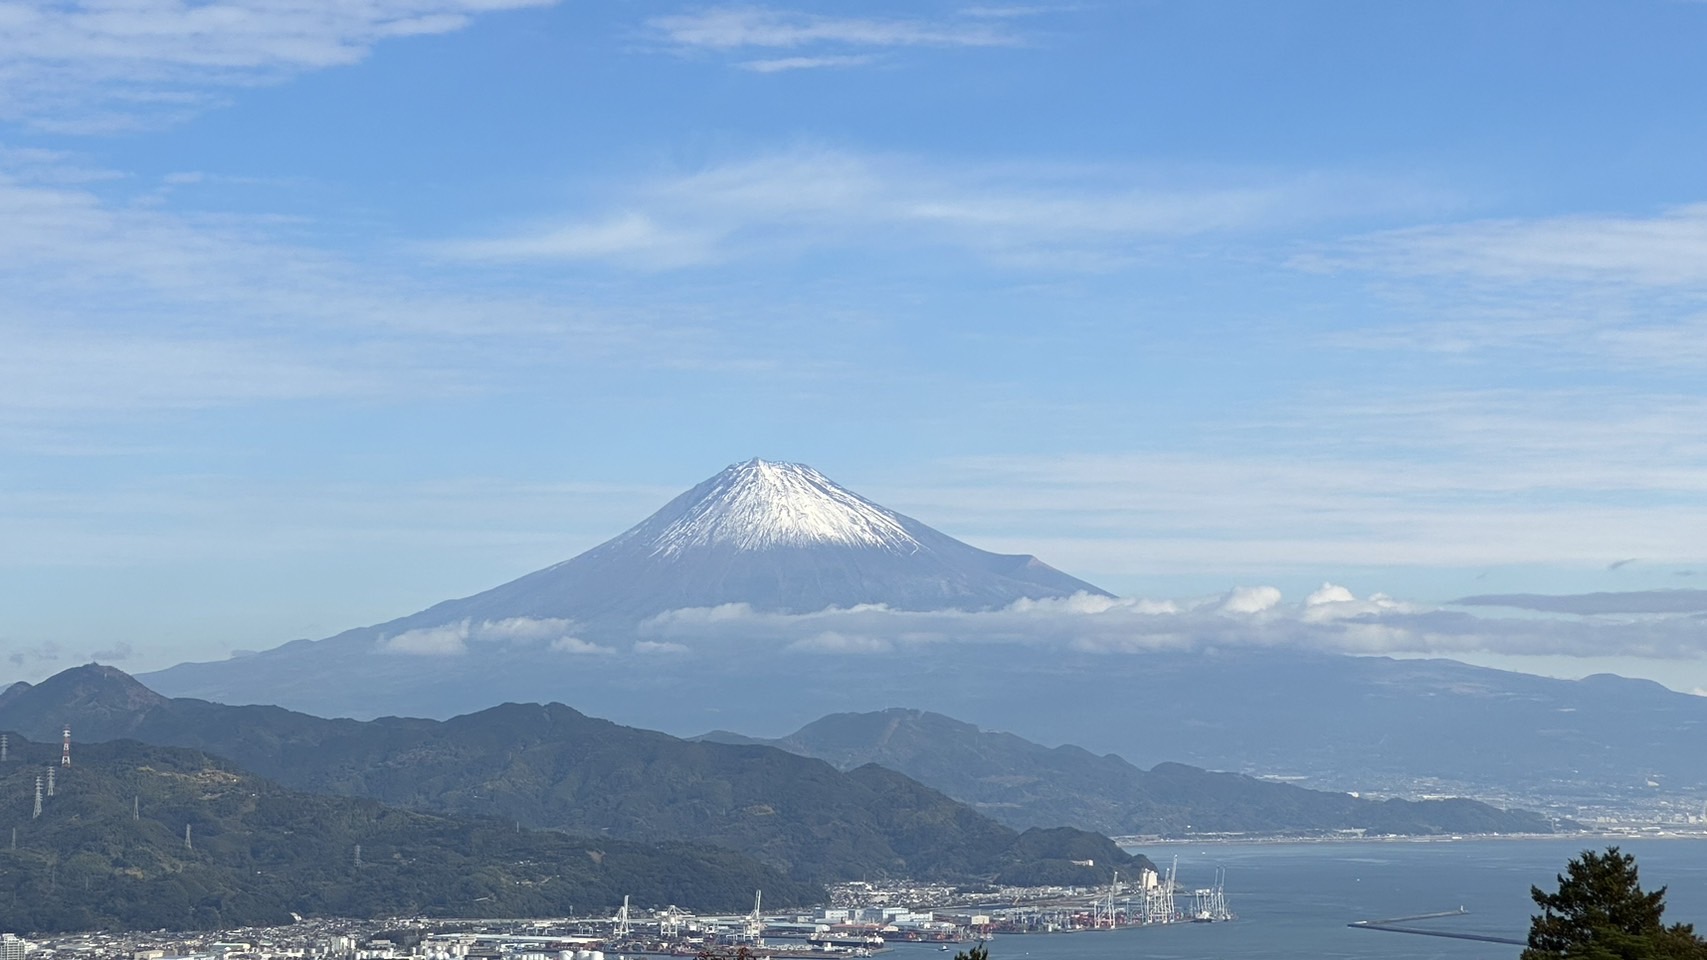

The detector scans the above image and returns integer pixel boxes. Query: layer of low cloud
[380,616,612,656]
[1455,590,1707,616]
[0,0,556,131]
[636,585,1707,661]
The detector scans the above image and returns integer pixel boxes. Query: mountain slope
[0,736,818,934]
[702,708,1567,836]
[141,459,1107,718]
[1,666,1151,886]
[357,458,1107,631]
[112,459,1707,801]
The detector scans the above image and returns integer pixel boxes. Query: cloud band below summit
[635,587,1707,661]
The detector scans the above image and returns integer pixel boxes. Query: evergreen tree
[1523,847,1707,960]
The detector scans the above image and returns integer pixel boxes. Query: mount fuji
[379,457,1109,627]
[141,459,1109,718]
[128,459,1707,804]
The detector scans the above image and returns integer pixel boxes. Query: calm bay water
[885,838,1707,960]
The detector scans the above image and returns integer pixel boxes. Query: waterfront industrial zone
[0,864,1236,960]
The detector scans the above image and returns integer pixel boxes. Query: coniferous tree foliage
[1524,847,1707,960]
[952,945,990,960]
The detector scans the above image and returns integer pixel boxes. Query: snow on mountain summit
[139,456,1116,716]
[630,458,923,556]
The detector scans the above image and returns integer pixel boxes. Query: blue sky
[7,0,1707,690]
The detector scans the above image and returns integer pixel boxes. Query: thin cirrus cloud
[0,0,557,131]
[632,585,1707,661]
[738,54,877,73]
[877,391,1707,577]
[0,164,460,423]
[442,147,1425,270]
[1298,204,1707,372]
[1302,203,1707,288]
[0,154,784,440]
[647,6,1018,60]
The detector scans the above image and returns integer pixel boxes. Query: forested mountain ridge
[702,708,1568,836]
[0,736,819,934]
[0,665,1151,886]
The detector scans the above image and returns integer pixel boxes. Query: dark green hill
[0,736,818,935]
[718,708,1569,836]
[0,666,1151,885]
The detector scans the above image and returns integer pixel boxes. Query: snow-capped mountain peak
[140,456,1115,715]
[635,458,923,556]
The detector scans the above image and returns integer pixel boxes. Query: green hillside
[0,666,1152,886]
[0,737,818,934]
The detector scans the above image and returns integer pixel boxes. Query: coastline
[1120,829,1707,847]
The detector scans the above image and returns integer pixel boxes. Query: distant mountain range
[0,665,1150,888]
[96,458,1707,801]
[0,735,817,935]
[141,459,1106,719]
[700,708,1567,837]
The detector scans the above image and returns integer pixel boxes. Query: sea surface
[884,838,1707,960]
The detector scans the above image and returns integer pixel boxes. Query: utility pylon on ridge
[62,726,71,767]
[33,776,43,819]
[45,766,55,797]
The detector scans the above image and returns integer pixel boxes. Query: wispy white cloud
[443,146,1429,271]
[0,153,791,444]
[381,616,612,656]
[860,389,1707,577]
[0,165,451,425]
[1309,204,1707,288]
[648,6,1016,54]
[1454,589,1707,616]
[787,630,895,654]
[0,326,394,421]
[0,473,683,568]
[446,212,719,269]
[1298,203,1707,373]
[550,635,614,655]
[738,53,877,72]
[958,4,1075,17]
[380,621,471,656]
[0,0,557,130]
